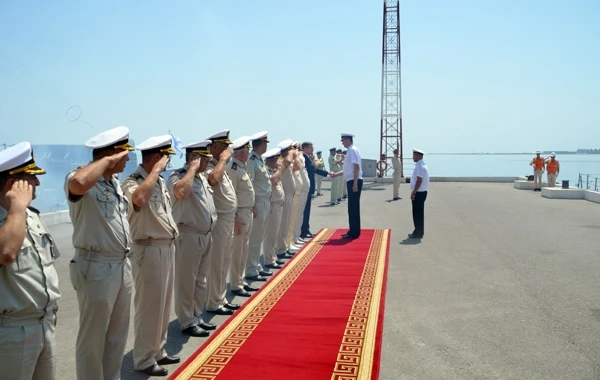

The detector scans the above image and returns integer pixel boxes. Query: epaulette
[27,206,40,214]
[250,155,256,160]
[129,173,142,180]
[232,162,238,170]
[175,168,186,174]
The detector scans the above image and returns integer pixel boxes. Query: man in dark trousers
[409,148,429,239]
[331,133,363,239]
[300,141,329,239]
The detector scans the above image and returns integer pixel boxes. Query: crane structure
[379,0,403,177]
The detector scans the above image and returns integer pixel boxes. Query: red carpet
[170,228,391,380]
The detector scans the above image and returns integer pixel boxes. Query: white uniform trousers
[206,213,235,311]
[393,171,401,198]
[246,199,270,277]
[276,194,294,255]
[330,177,338,204]
[263,200,283,265]
[175,228,212,330]
[285,194,301,248]
[130,240,175,371]
[230,208,254,290]
[294,191,309,241]
[548,173,557,187]
[0,311,57,380]
[69,251,132,380]
[534,169,543,188]
[337,175,344,199]
[316,175,323,194]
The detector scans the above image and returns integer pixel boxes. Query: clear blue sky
[1,0,599,159]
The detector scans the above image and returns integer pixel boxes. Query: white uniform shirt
[343,144,362,182]
[410,159,429,192]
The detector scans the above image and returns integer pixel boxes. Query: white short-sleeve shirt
[343,144,363,182]
[410,159,429,192]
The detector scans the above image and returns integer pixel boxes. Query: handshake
[329,171,339,178]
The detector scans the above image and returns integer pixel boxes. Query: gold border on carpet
[172,228,336,380]
[331,229,390,380]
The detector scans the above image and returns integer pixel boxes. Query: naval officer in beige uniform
[121,135,180,377]
[392,148,402,200]
[328,147,339,205]
[246,131,273,279]
[293,143,310,245]
[314,150,325,196]
[285,142,304,252]
[167,140,217,338]
[275,139,297,258]
[65,126,133,380]
[227,136,259,289]
[262,147,285,269]
[0,142,61,380]
[205,130,243,312]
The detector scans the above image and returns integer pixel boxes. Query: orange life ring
[376,160,388,176]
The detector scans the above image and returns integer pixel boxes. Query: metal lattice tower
[379,0,402,177]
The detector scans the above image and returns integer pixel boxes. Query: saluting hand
[105,150,129,168]
[153,155,170,173]
[5,179,33,210]
[220,147,233,162]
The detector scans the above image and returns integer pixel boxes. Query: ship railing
[577,174,600,192]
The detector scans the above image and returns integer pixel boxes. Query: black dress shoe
[244,284,259,292]
[342,233,358,239]
[157,355,180,365]
[198,321,217,330]
[408,234,423,239]
[208,306,234,315]
[140,364,168,376]
[275,259,285,265]
[265,263,283,269]
[246,275,268,282]
[182,325,209,337]
[232,289,251,297]
[259,270,273,276]
[224,303,240,310]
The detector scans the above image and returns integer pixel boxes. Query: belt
[177,225,212,235]
[0,308,57,327]
[133,238,175,246]
[75,248,130,262]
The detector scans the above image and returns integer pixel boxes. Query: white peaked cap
[263,148,281,160]
[412,148,426,155]
[277,139,293,150]
[84,126,133,150]
[0,141,46,176]
[136,135,175,154]
[535,150,541,154]
[250,131,269,142]
[206,129,232,144]
[341,133,355,138]
[231,136,251,150]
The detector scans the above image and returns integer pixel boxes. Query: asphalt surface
[47,182,600,379]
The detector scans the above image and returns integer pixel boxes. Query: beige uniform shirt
[314,157,325,169]
[121,165,178,241]
[280,160,296,195]
[167,164,217,234]
[392,156,401,171]
[0,206,61,322]
[64,169,131,254]
[226,158,255,221]
[328,154,338,172]
[206,158,237,216]
[299,155,310,193]
[247,151,271,202]
[268,167,285,204]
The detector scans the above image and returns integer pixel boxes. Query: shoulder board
[250,155,256,160]
[129,173,142,180]
[175,168,186,173]
[232,162,238,170]
[27,206,40,214]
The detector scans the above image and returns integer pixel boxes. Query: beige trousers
[230,208,253,290]
[337,175,345,199]
[330,176,338,204]
[0,313,56,380]
[294,191,309,241]
[276,194,294,255]
[548,173,557,187]
[286,194,301,247]
[246,199,270,277]
[175,229,212,330]
[69,252,132,380]
[534,169,543,188]
[263,200,283,265]
[206,213,235,311]
[316,175,323,194]
[393,171,401,198]
[130,241,175,370]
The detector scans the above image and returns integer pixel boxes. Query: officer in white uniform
[262,148,285,268]
[275,139,297,258]
[392,148,402,200]
[226,136,258,289]
[65,126,134,380]
[0,142,61,380]
[121,135,180,376]
[409,148,430,239]
[167,140,217,338]
[246,131,273,279]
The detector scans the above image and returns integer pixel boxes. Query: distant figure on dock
[409,148,429,239]
[530,150,545,191]
[392,148,402,200]
[314,151,324,196]
[545,153,560,187]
